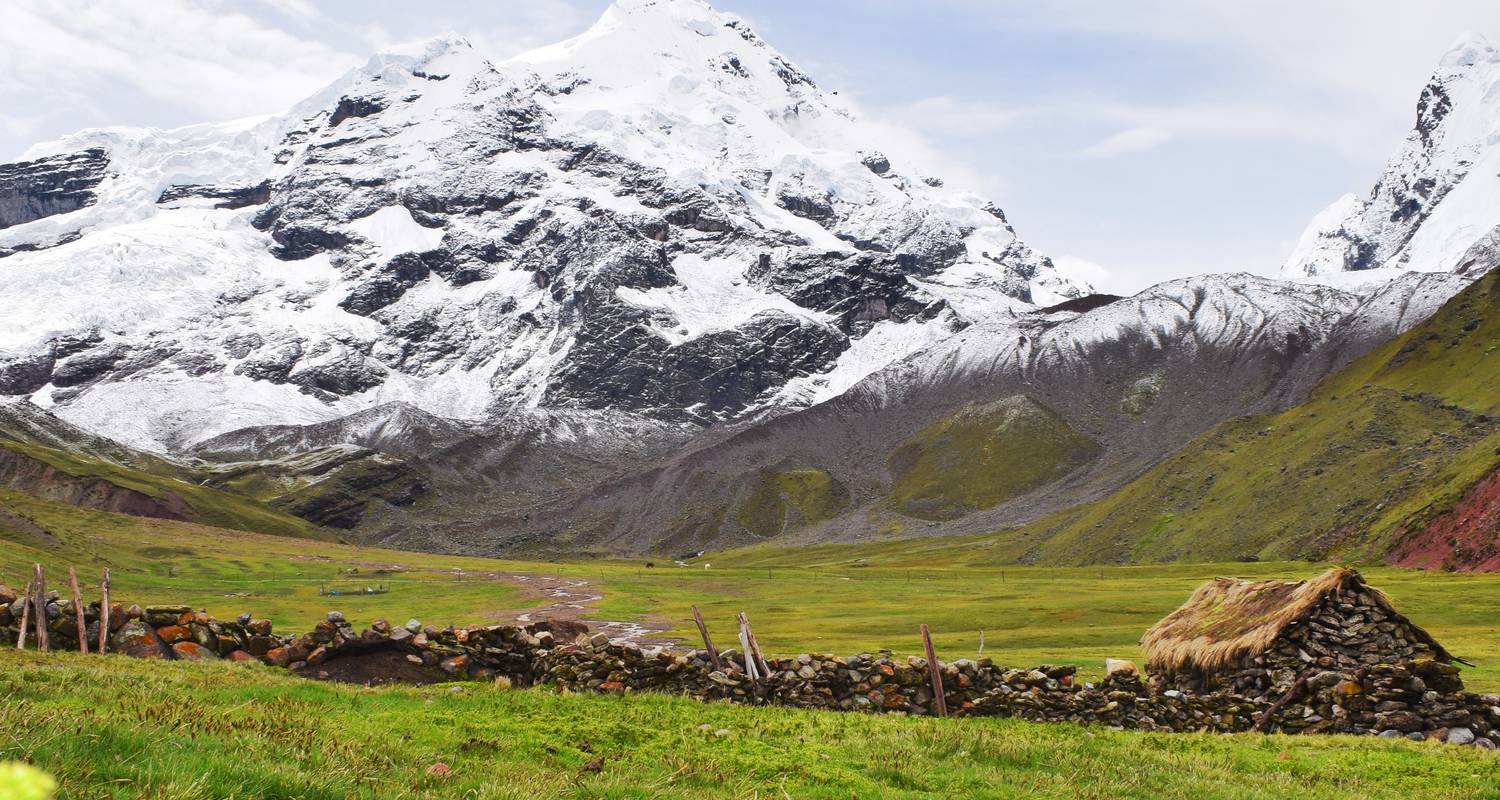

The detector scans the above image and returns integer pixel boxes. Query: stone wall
[3,587,1496,748]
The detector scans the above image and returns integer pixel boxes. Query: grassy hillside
[734,468,850,538]
[1006,268,1500,567]
[4,651,1498,799]
[0,437,332,540]
[888,397,1100,520]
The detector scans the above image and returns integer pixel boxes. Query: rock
[440,655,469,674]
[326,611,346,624]
[1105,659,1137,677]
[1447,727,1476,745]
[111,621,169,659]
[170,641,218,661]
[225,650,257,662]
[154,625,190,644]
[1377,729,1404,739]
[142,605,190,627]
[405,619,422,633]
[1473,737,1497,751]
[1375,710,1426,733]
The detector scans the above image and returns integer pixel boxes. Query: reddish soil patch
[1392,466,1500,571]
[303,649,451,686]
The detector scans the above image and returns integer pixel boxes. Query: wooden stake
[31,564,48,653]
[921,623,947,718]
[738,612,770,678]
[1254,669,1315,733]
[68,567,87,654]
[691,605,721,671]
[736,618,758,681]
[98,568,111,655]
[16,577,32,650]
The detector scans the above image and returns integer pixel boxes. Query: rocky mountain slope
[1008,261,1500,569]
[1283,33,1500,282]
[0,2,1494,568]
[0,0,1082,453]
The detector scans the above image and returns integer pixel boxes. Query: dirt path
[493,574,674,648]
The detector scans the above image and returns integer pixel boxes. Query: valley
[1,0,1498,796]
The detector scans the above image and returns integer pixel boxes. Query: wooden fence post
[735,615,758,681]
[98,568,111,655]
[16,577,32,650]
[68,567,87,654]
[921,623,948,718]
[738,612,770,678]
[32,564,49,653]
[691,606,722,671]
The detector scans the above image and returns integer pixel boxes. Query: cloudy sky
[2,0,1497,293]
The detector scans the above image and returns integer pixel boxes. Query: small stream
[503,574,671,647]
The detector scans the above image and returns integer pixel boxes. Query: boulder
[155,625,190,644]
[170,641,218,661]
[111,621,169,659]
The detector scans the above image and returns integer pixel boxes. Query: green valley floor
[2,651,1498,799]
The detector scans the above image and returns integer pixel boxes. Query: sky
[1,0,1497,294]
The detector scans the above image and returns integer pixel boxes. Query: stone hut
[1141,567,1461,696]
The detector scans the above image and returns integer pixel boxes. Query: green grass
[3,651,1498,799]
[0,438,330,541]
[0,489,536,631]
[888,397,1099,520]
[734,469,850,538]
[6,487,1500,692]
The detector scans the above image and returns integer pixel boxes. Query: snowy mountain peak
[1440,31,1497,67]
[0,1,1082,453]
[1283,31,1500,281]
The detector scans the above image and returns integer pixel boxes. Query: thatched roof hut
[1142,568,1458,693]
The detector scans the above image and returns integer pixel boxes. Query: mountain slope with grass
[1009,265,1500,568]
[0,399,430,540]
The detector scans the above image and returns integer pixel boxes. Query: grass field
[2,651,1498,800]
[5,488,1500,692]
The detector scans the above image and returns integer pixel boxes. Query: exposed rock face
[0,445,193,522]
[156,180,271,210]
[0,148,109,230]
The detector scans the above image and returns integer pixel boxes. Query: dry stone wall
[2,586,1496,747]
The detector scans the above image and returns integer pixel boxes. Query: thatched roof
[1141,567,1456,674]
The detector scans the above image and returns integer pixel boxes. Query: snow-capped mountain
[1284,32,1500,281]
[0,0,1083,453]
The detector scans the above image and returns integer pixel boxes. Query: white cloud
[1052,255,1113,290]
[0,0,358,126]
[1079,125,1173,158]
[256,0,319,19]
